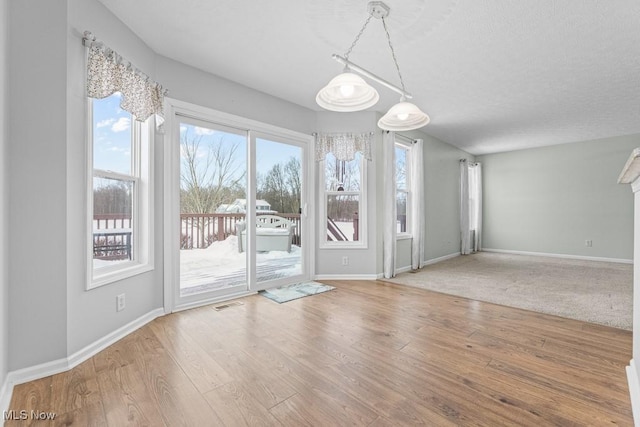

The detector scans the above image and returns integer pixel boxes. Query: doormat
[259,282,335,304]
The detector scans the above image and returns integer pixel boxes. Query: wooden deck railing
[179,213,302,249]
[93,211,360,252]
[94,213,132,230]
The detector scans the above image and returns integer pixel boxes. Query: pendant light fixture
[316,1,430,131]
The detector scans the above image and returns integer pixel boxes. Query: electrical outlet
[585,240,593,247]
[116,293,126,312]
[341,256,349,266]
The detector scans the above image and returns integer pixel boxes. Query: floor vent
[213,301,244,311]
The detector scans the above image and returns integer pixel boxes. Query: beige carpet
[384,252,633,330]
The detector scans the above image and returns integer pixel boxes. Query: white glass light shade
[316,72,380,112]
[377,101,430,131]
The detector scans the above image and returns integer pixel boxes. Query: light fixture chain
[344,13,374,61]
[381,16,406,94]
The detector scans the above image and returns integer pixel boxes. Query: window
[320,152,367,247]
[88,93,153,288]
[395,141,411,237]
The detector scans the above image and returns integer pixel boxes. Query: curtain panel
[383,131,397,278]
[86,39,165,122]
[460,160,482,254]
[410,139,425,269]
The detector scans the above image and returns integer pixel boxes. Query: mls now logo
[3,410,56,420]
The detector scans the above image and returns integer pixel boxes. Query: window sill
[89,262,154,289]
[396,234,413,241]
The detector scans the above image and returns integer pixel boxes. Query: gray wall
[9,0,69,370]
[156,56,316,135]
[477,134,639,260]
[0,0,9,398]
[423,134,474,261]
[392,130,474,270]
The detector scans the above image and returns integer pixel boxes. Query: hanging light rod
[316,1,430,131]
[331,54,413,100]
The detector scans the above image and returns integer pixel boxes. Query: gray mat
[260,281,335,303]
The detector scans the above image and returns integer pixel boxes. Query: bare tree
[264,163,288,213]
[285,157,301,213]
[325,154,361,191]
[180,128,246,246]
[180,129,246,214]
[93,180,131,216]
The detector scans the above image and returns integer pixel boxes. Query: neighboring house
[216,199,277,214]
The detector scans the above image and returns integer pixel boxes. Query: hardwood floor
[7,280,633,426]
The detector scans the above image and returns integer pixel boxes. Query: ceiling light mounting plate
[368,1,390,19]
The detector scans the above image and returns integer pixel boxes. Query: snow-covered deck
[179,235,301,295]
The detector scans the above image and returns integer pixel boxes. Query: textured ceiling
[97,0,640,155]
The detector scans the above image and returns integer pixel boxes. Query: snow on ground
[180,235,301,289]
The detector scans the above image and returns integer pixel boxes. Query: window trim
[319,154,368,249]
[395,140,412,239]
[86,97,154,289]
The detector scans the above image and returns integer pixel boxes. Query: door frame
[162,98,315,313]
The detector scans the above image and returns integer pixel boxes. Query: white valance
[84,32,166,122]
[314,132,373,162]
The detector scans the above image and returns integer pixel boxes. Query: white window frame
[395,140,412,240]
[87,98,154,289]
[319,154,368,249]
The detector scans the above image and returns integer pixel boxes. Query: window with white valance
[84,32,161,288]
[315,132,372,248]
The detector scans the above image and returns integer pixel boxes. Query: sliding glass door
[178,117,248,301]
[165,102,312,311]
[253,134,306,291]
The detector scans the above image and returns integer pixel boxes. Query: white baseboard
[421,252,461,267]
[483,248,633,264]
[4,308,164,394]
[627,359,640,426]
[314,274,380,281]
[66,308,165,370]
[395,265,413,275]
[0,374,12,418]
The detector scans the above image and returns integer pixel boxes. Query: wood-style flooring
[6,280,633,426]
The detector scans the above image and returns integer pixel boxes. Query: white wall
[477,134,639,261]
[0,0,10,407]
